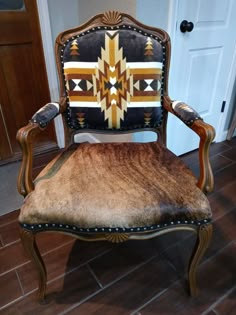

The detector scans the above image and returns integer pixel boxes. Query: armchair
[17,11,215,302]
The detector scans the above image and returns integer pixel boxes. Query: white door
[168,0,236,155]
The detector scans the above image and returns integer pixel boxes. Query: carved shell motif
[102,11,122,25]
[105,233,129,243]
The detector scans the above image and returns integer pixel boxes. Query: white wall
[136,0,170,30]
[78,0,136,24]
[47,0,80,41]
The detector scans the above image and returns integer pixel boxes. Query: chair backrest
[55,11,170,137]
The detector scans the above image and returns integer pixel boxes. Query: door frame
[167,0,236,142]
[36,0,64,148]
[37,0,236,145]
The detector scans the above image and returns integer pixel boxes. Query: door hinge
[221,101,226,113]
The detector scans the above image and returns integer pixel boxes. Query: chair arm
[163,96,215,194]
[31,102,61,127]
[17,101,64,197]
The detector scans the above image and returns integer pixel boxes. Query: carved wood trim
[104,233,129,243]
[163,95,215,193]
[192,120,215,193]
[21,224,205,300]
[20,228,47,302]
[188,224,213,296]
[37,225,197,243]
[17,123,42,197]
[102,11,122,25]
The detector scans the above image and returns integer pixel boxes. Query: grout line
[58,287,104,315]
[218,152,235,162]
[86,264,103,289]
[200,284,236,315]
[213,161,236,175]
[0,239,21,250]
[46,247,113,286]
[58,254,158,315]
[0,295,25,312]
[0,215,19,228]
[129,288,169,315]
[211,206,236,224]
[199,240,236,269]
[40,239,75,257]
[15,269,25,296]
[0,239,75,278]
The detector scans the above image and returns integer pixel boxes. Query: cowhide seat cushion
[19,142,212,232]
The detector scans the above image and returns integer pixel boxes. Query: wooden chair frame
[17,11,215,302]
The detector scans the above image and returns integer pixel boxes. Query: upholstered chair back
[56,12,170,135]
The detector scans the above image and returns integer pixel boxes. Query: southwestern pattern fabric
[172,101,202,126]
[61,27,165,130]
[31,103,60,128]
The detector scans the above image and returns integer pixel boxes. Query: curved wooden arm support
[17,123,44,197]
[17,99,68,198]
[163,96,215,194]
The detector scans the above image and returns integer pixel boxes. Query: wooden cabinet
[0,0,57,164]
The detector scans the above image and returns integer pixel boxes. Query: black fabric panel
[63,29,163,63]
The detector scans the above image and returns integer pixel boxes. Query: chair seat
[19,142,212,232]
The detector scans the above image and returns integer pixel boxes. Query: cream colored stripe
[128,62,163,69]
[64,62,97,68]
[64,61,162,68]
[69,101,100,107]
[69,101,161,108]
[127,101,161,108]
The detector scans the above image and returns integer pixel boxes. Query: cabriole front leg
[188,223,213,296]
[20,228,47,302]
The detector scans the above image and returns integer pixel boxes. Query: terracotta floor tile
[67,256,178,315]
[0,210,19,227]
[0,242,29,275]
[36,231,74,254]
[137,243,236,315]
[1,266,99,315]
[0,271,22,309]
[0,220,20,246]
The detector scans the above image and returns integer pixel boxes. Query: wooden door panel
[0,0,57,163]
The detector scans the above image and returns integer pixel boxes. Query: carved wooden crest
[102,11,122,25]
[105,233,129,243]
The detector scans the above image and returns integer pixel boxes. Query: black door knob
[180,20,194,33]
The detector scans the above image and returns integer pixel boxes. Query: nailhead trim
[20,218,211,233]
[60,25,167,130]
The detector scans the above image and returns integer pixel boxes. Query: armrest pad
[31,102,60,127]
[172,101,202,126]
